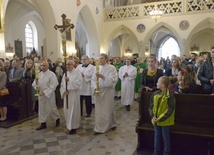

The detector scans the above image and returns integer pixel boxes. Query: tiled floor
[0,99,141,155]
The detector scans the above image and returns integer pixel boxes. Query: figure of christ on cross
[54,14,75,109]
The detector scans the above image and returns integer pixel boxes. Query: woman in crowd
[174,68,192,93]
[23,59,37,111]
[188,64,196,83]
[194,57,204,93]
[141,55,163,92]
[195,57,204,86]
[165,58,181,77]
[23,59,35,83]
[0,61,7,121]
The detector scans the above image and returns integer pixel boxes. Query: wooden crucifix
[54,14,75,109]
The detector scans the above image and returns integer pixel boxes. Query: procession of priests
[32,54,142,135]
[32,61,60,130]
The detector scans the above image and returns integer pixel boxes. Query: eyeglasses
[66,64,73,66]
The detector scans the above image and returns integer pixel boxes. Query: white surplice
[119,65,137,105]
[32,69,60,123]
[76,64,95,96]
[91,64,118,133]
[60,69,82,130]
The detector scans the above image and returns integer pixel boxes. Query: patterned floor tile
[0,99,139,155]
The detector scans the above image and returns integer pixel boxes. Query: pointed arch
[106,25,139,56]
[158,36,180,60]
[186,17,214,53]
[144,22,183,57]
[25,20,38,54]
[76,5,99,58]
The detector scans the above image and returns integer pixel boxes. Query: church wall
[46,0,104,59]
[2,0,214,61]
[103,12,214,59]
[75,0,104,58]
[35,0,58,60]
[190,32,214,54]
[109,37,121,57]
[7,16,45,57]
[4,1,46,58]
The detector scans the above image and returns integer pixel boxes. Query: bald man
[32,61,60,130]
[60,60,82,134]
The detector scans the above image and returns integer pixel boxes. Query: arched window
[158,37,180,60]
[25,21,38,56]
[25,23,34,54]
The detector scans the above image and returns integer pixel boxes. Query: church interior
[0,0,214,154]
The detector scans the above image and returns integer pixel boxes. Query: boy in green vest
[149,76,175,155]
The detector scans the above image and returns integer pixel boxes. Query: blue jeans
[154,124,170,154]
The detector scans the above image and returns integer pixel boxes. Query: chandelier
[124,47,132,57]
[149,5,163,22]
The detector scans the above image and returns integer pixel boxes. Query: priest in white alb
[119,59,137,111]
[91,53,118,135]
[60,60,82,134]
[76,55,95,117]
[32,61,60,130]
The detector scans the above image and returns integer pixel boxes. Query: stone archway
[158,36,180,60]
[76,5,99,58]
[186,17,214,55]
[106,25,139,57]
[144,22,182,59]
[4,0,56,59]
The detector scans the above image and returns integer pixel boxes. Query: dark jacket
[198,59,213,93]
[4,66,12,81]
[9,66,24,82]
[141,68,163,92]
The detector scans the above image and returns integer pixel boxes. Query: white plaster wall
[103,12,214,58]
[2,0,214,61]
[5,16,45,55]
[47,0,104,59]
[4,0,45,57]
[190,32,214,53]
[109,38,121,57]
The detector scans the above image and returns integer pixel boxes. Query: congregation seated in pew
[9,58,24,82]
[0,61,7,121]
[136,91,214,155]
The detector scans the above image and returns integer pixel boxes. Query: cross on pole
[54,14,75,33]
[54,14,75,109]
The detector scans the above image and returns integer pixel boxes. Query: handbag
[0,88,9,96]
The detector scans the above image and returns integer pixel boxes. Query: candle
[96,60,99,74]
[34,63,39,79]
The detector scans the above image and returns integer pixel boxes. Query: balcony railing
[104,0,214,21]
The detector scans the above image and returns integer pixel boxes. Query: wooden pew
[4,81,28,121]
[136,92,214,155]
[1,80,62,128]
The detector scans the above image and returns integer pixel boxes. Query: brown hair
[178,68,191,91]
[0,61,5,71]
[100,53,109,61]
[24,59,34,78]
[147,55,157,63]
[172,58,181,69]
[159,76,170,88]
